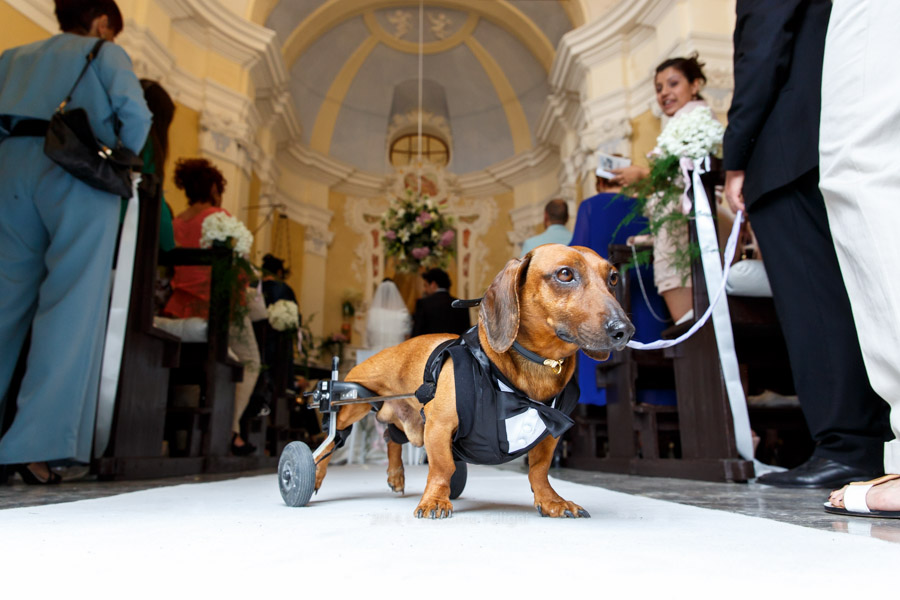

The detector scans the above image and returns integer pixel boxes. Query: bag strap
[57,39,106,113]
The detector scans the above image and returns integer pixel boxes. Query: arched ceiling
[263,0,577,175]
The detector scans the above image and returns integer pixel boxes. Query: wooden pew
[95,176,273,478]
[94,177,190,479]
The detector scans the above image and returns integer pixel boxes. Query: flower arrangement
[620,106,725,279]
[200,212,253,256]
[199,212,255,327]
[381,189,456,273]
[267,299,300,331]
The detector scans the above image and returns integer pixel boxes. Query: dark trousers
[749,168,891,471]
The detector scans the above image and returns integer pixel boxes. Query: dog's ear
[582,348,610,362]
[479,255,529,353]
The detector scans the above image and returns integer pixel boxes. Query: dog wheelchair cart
[278,357,468,507]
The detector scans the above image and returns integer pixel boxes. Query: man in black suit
[411,268,470,337]
[723,0,891,487]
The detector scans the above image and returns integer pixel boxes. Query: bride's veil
[366,280,412,351]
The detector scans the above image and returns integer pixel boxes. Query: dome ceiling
[264,1,577,175]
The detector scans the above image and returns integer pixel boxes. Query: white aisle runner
[2,465,897,597]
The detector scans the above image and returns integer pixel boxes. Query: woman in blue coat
[0,0,151,483]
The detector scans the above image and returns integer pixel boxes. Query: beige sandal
[824,474,900,519]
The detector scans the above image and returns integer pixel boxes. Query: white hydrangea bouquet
[198,211,255,327]
[656,106,725,161]
[200,212,253,256]
[621,105,725,276]
[267,299,300,331]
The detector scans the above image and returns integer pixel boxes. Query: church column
[281,183,334,338]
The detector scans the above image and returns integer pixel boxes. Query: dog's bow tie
[496,392,574,438]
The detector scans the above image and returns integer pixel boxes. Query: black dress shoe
[230,433,256,457]
[756,456,882,489]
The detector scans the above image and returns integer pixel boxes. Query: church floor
[1,463,897,544]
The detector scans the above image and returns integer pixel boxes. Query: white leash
[626,207,742,351]
[94,174,140,457]
[625,157,754,462]
[629,243,672,324]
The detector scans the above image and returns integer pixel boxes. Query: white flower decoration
[200,212,253,256]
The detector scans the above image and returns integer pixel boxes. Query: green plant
[616,106,725,282]
[619,155,698,282]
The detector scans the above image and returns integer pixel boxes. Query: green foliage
[210,241,255,330]
[620,155,699,284]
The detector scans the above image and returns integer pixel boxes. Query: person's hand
[610,165,650,186]
[725,170,746,213]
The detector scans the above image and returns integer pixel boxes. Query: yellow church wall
[629,109,661,168]
[652,4,686,58]
[162,101,201,216]
[479,191,516,295]
[512,169,559,211]
[628,38,663,89]
[246,172,261,259]
[586,57,626,100]
[167,32,248,95]
[168,31,207,82]
[135,0,174,45]
[283,216,305,312]
[323,190,361,344]
[686,0,736,34]
[0,2,50,51]
[247,0,279,25]
[207,52,249,94]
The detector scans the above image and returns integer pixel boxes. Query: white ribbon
[93,174,140,457]
[626,157,754,462]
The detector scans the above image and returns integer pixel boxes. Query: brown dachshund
[313,243,634,518]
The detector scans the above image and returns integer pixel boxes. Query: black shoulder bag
[43,38,143,198]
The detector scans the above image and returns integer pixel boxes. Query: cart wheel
[279,441,316,507]
[449,460,467,500]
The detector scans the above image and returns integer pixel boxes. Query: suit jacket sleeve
[723,0,807,171]
[411,299,425,337]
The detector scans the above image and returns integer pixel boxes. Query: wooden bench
[95,177,273,479]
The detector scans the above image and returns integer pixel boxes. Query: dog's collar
[511,340,564,375]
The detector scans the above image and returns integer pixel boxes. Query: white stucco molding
[541,0,735,192]
[155,0,286,91]
[283,141,559,199]
[550,0,669,93]
[507,203,544,248]
[198,80,262,174]
[6,0,55,32]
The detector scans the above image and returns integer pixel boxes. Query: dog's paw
[387,467,405,494]
[413,497,454,519]
[534,499,590,518]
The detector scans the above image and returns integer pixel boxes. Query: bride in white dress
[336,279,418,464]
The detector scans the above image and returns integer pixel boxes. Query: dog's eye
[608,270,619,287]
[556,267,575,283]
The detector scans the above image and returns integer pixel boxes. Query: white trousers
[229,315,261,434]
[819,0,900,473]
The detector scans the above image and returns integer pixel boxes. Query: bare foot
[828,475,900,511]
[26,462,51,481]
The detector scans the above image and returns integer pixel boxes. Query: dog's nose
[606,318,635,346]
